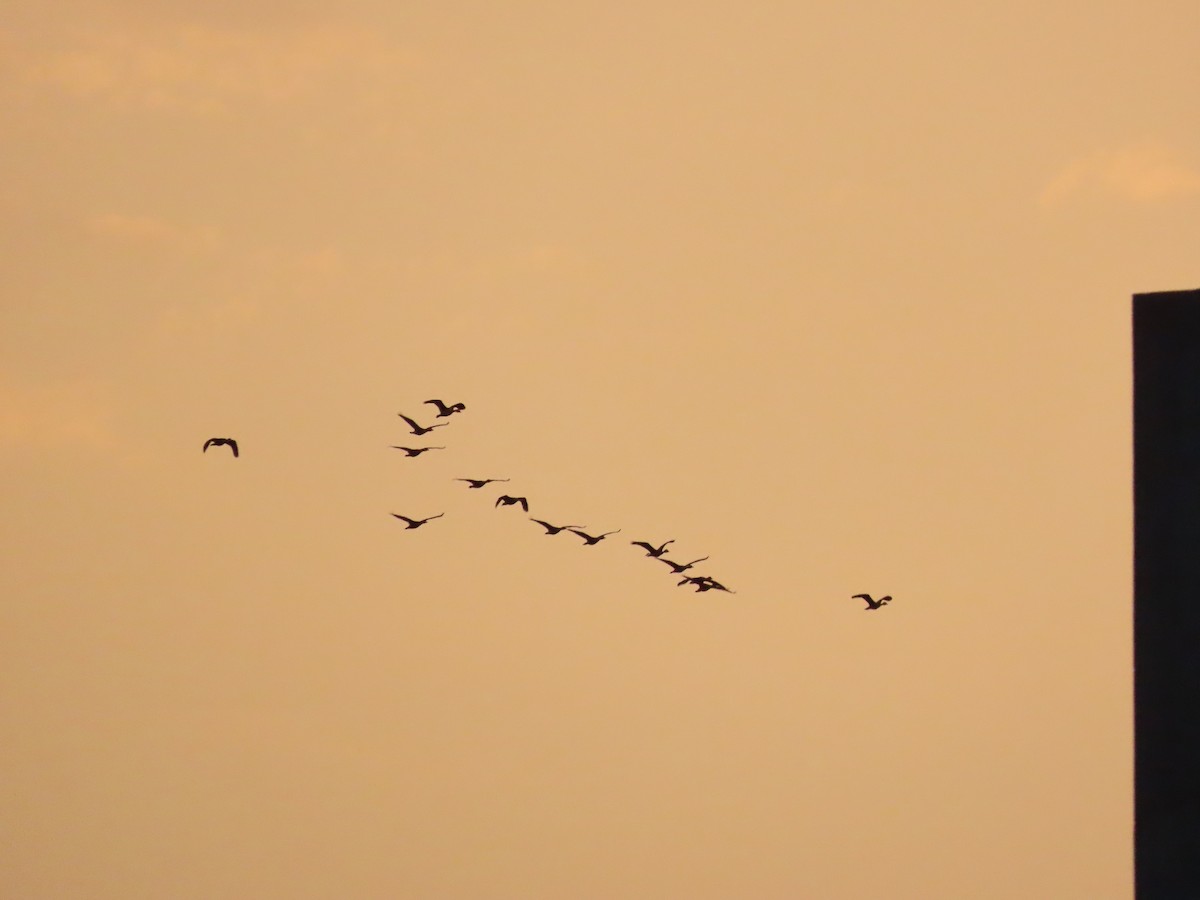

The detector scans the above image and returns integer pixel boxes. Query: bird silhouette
[202,437,239,457]
[656,556,709,573]
[495,495,530,512]
[397,413,448,436]
[569,528,621,545]
[456,478,510,488]
[631,539,675,557]
[425,398,466,417]
[679,575,736,593]
[390,512,444,529]
[529,518,584,535]
[390,446,445,457]
[853,593,892,610]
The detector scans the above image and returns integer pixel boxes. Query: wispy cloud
[1041,142,1200,207]
[13,24,422,114]
[85,212,223,253]
[0,376,119,452]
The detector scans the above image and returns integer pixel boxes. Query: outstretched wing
[228,440,239,457]
[397,413,419,431]
[851,594,872,601]
[391,513,416,525]
[424,399,449,413]
[517,497,529,512]
[631,541,653,552]
[202,438,215,452]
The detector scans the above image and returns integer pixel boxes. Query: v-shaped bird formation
[201,396,893,610]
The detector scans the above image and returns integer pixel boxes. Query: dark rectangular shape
[1134,288,1200,897]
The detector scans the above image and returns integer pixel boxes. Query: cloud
[1041,142,1200,207]
[0,376,119,452]
[85,212,223,253]
[13,23,422,114]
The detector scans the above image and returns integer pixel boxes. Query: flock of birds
[202,399,893,610]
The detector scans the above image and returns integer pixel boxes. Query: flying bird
[425,398,466,417]
[397,413,448,436]
[390,512,444,529]
[631,539,675,557]
[679,576,736,593]
[495,495,530,512]
[569,528,621,545]
[202,437,239,457]
[456,478,510,488]
[390,446,445,457]
[529,518,583,535]
[853,593,892,610]
[656,556,709,573]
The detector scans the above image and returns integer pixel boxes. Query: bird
[569,528,621,545]
[202,437,239,457]
[631,539,675,557]
[390,446,445,457]
[853,593,892,610]
[679,576,736,594]
[655,556,709,573]
[425,398,466,417]
[397,413,448,436]
[529,518,584,535]
[456,478,510,488]
[495,495,530,512]
[390,512,444,529]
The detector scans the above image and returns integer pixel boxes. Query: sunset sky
[4,2,1198,897]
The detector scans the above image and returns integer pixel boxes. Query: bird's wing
[601,529,620,537]
[631,541,652,551]
[202,439,215,451]
[530,518,551,529]
[428,513,445,520]
[495,497,504,506]
[391,514,415,524]
[229,440,238,457]
[424,399,447,412]
[518,498,529,511]
[687,556,709,565]
[851,594,871,600]
[398,413,418,429]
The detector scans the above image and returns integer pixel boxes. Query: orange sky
[4,2,1197,896]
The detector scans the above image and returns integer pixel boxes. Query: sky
[2,1,1197,897]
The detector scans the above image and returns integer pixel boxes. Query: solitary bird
[529,518,583,535]
[456,478,510,489]
[569,528,621,545]
[202,437,239,457]
[631,539,675,558]
[397,413,448,436]
[656,556,709,573]
[679,575,736,593]
[495,495,530,512]
[425,398,466,417]
[390,446,444,457]
[390,512,444,529]
[853,593,892,610]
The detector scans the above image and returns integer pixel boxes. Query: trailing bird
[853,593,892,610]
[679,575,736,593]
[390,446,445,457]
[397,413,448,436]
[529,518,583,535]
[456,478,510,488]
[656,556,709,573]
[425,398,466,417]
[390,512,444,529]
[203,437,239,457]
[569,528,621,545]
[495,495,530,512]
[631,539,675,557]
